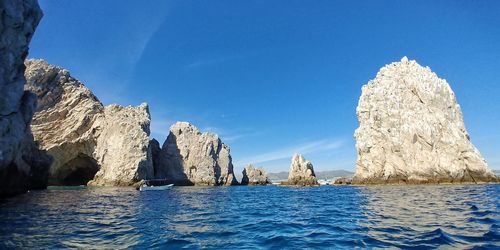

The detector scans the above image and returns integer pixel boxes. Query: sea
[1,184,499,249]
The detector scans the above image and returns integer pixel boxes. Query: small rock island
[281,154,319,186]
[157,122,239,186]
[241,164,271,185]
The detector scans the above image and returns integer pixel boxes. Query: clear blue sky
[30,1,500,173]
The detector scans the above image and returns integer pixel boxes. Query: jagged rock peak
[241,164,270,185]
[25,59,104,148]
[282,154,318,186]
[353,57,497,184]
[24,59,154,187]
[157,121,238,186]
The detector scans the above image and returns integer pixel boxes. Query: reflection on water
[0,185,498,249]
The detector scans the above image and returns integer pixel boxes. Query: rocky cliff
[0,0,52,197]
[353,57,497,184]
[89,103,153,186]
[25,59,154,186]
[241,164,270,185]
[157,122,238,185]
[282,154,318,186]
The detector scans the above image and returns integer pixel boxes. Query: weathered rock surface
[25,59,154,186]
[353,57,498,184]
[157,122,238,185]
[241,164,270,185]
[0,0,52,197]
[333,177,352,185]
[282,154,318,186]
[89,103,153,186]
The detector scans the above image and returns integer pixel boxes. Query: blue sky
[30,1,500,173]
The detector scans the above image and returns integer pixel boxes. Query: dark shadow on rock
[0,137,52,198]
[241,168,249,185]
[25,141,52,190]
[49,153,99,186]
[157,133,192,185]
[149,138,161,177]
[213,141,222,183]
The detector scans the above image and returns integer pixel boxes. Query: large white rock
[0,0,51,197]
[283,154,318,186]
[89,104,154,186]
[25,59,154,186]
[353,57,497,184]
[157,122,238,185]
[241,164,270,185]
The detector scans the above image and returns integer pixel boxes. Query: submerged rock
[241,164,270,185]
[282,154,318,186]
[25,59,154,186]
[157,122,238,186]
[0,0,52,198]
[353,57,497,184]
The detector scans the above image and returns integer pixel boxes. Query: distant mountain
[315,170,355,180]
[267,170,354,181]
[266,172,288,181]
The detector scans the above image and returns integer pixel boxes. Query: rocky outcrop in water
[282,154,318,186]
[0,0,52,197]
[25,59,154,186]
[353,57,498,184]
[333,177,352,185]
[157,122,238,185]
[88,104,153,186]
[241,164,270,185]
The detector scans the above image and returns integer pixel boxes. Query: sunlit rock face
[353,57,497,184]
[157,122,238,186]
[89,104,154,186]
[282,154,318,186]
[25,59,154,186]
[241,164,270,185]
[0,0,52,197]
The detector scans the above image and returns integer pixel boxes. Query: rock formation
[157,122,238,186]
[88,104,153,186]
[282,154,318,186]
[25,59,154,186]
[353,57,498,184]
[333,177,352,185]
[241,164,270,185]
[0,0,52,197]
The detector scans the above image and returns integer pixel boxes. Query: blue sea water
[0,184,499,249]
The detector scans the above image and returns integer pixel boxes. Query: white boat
[318,179,331,186]
[139,184,174,191]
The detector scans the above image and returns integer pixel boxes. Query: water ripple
[0,184,498,249]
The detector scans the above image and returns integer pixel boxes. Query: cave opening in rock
[53,154,100,186]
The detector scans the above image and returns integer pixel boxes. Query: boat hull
[139,184,174,191]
